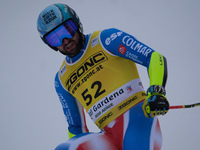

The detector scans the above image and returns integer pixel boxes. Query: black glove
[142,85,169,118]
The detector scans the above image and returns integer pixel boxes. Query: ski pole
[169,102,200,109]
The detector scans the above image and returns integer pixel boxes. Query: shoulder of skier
[99,28,155,67]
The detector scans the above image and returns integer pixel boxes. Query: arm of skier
[54,72,89,139]
[144,52,169,118]
[100,28,169,118]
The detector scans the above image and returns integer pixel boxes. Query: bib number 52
[81,81,106,106]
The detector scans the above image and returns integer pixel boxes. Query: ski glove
[142,85,169,118]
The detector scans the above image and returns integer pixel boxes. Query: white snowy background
[1,0,200,149]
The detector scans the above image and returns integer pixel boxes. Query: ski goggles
[44,19,78,47]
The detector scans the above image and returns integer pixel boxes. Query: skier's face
[57,32,82,57]
[43,19,82,57]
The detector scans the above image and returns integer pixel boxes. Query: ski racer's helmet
[37,3,83,51]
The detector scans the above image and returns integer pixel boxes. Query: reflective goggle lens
[44,20,77,47]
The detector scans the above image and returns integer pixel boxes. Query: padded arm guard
[148,52,167,87]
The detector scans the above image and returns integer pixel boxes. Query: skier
[37,3,169,150]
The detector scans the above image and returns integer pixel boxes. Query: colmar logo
[118,44,127,55]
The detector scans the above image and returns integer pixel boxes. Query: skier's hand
[142,85,169,118]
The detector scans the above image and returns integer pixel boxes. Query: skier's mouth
[64,41,77,53]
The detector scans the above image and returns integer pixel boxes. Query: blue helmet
[37,3,83,50]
